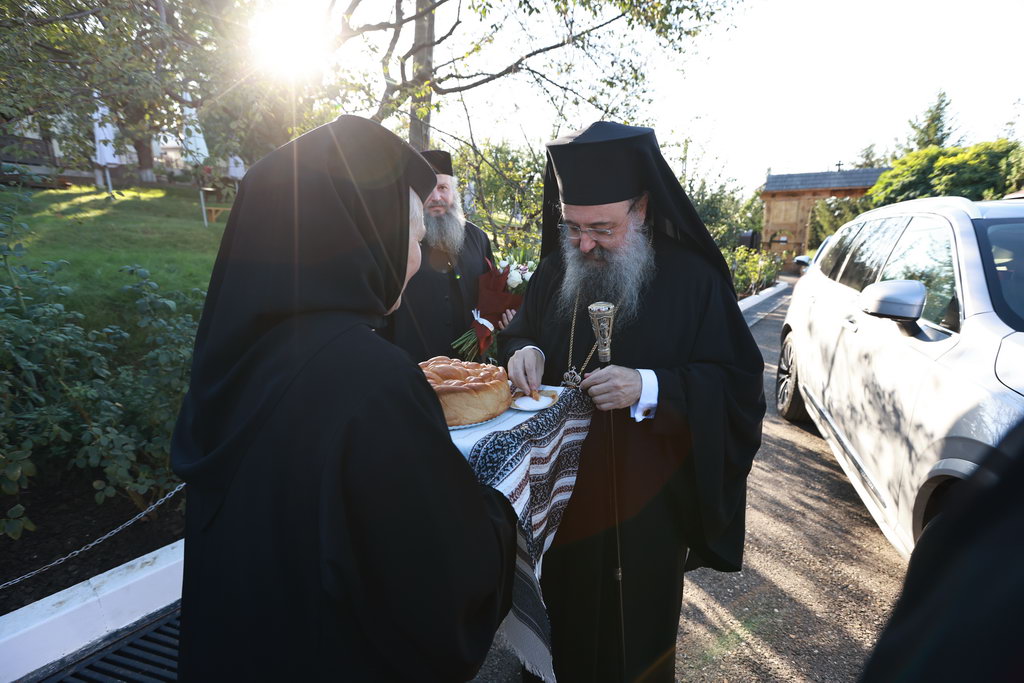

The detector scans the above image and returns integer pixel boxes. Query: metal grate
[44,610,181,682]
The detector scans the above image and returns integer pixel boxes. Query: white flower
[498,259,509,269]
[527,260,536,269]
[524,271,532,282]
[507,270,523,289]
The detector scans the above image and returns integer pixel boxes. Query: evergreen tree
[905,90,961,152]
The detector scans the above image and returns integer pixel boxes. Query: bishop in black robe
[501,122,765,682]
[171,116,517,682]
[383,149,496,361]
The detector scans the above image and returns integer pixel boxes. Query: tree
[869,140,1020,205]
[4,1,732,179]
[807,195,874,248]
[1000,144,1024,195]
[931,139,1019,199]
[869,146,948,205]
[851,143,887,169]
[904,90,961,152]
[735,188,764,234]
[1,1,213,178]
[408,0,435,151]
[451,138,545,258]
[323,1,730,147]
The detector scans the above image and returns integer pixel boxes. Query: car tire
[776,334,810,422]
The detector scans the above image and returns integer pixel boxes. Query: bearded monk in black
[502,122,766,682]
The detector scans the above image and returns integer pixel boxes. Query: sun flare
[249,5,333,81]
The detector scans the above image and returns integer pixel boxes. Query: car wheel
[776,334,810,422]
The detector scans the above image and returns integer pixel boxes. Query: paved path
[675,293,906,682]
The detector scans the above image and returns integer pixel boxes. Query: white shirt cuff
[523,345,545,362]
[630,369,659,422]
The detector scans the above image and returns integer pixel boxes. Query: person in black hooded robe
[500,122,765,682]
[171,115,517,682]
[859,418,1024,683]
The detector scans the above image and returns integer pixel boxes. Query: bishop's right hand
[508,347,544,395]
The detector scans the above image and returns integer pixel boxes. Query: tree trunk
[408,0,435,151]
[133,137,157,183]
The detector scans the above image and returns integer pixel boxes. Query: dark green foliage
[451,140,545,260]
[723,247,783,297]
[1,172,201,540]
[932,140,1020,199]
[905,90,961,152]
[870,140,1020,205]
[869,146,947,205]
[684,176,764,249]
[851,144,888,169]
[1004,145,1024,195]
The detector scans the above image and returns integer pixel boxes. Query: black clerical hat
[420,149,454,176]
[539,121,734,290]
[545,121,653,205]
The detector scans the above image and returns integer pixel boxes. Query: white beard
[424,201,466,256]
[556,215,656,328]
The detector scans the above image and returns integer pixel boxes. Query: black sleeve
[319,366,517,681]
[657,273,766,570]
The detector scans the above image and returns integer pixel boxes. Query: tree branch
[343,0,448,39]
[432,12,624,94]
[522,65,617,119]
[402,0,460,63]
[369,1,405,122]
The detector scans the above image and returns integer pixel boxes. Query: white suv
[777,197,1024,557]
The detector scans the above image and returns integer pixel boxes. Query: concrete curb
[738,281,790,312]
[0,540,183,681]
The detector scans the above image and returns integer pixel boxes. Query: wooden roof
[764,167,890,192]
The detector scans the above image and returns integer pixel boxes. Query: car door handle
[843,316,859,333]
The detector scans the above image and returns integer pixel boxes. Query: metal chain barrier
[0,482,186,593]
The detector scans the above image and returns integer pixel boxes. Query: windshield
[973,218,1024,331]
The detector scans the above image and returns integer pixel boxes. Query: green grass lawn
[13,184,227,329]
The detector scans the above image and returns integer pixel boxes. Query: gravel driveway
[675,292,906,682]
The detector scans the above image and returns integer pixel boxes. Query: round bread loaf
[419,356,512,427]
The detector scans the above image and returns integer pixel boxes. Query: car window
[818,222,863,281]
[812,234,833,265]
[836,216,909,291]
[880,215,960,332]
[973,218,1024,331]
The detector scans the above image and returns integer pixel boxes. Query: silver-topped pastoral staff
[588,298,626,672]
[588,301,616,363]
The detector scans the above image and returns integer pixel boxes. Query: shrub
[1,173,201,539]
[723,247,783,297]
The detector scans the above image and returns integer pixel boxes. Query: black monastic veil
[171,115,517,681]
[502,121,766,681]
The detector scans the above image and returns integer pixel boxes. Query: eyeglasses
[559,223,615,241]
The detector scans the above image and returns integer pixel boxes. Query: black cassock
[383,221,493,361]
[171,117,517,681]
[860,419,1024,683]
[501,232,765,682]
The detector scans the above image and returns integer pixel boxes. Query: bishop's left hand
[581,365,641,411]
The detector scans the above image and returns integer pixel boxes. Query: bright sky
[250,0,1022,195]
[430,0,1024,195]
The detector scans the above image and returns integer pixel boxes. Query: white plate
[510,385,560,411]
[448,414,504,431]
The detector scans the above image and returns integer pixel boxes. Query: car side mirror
[860,280,927,322]
[794,255,811,266]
